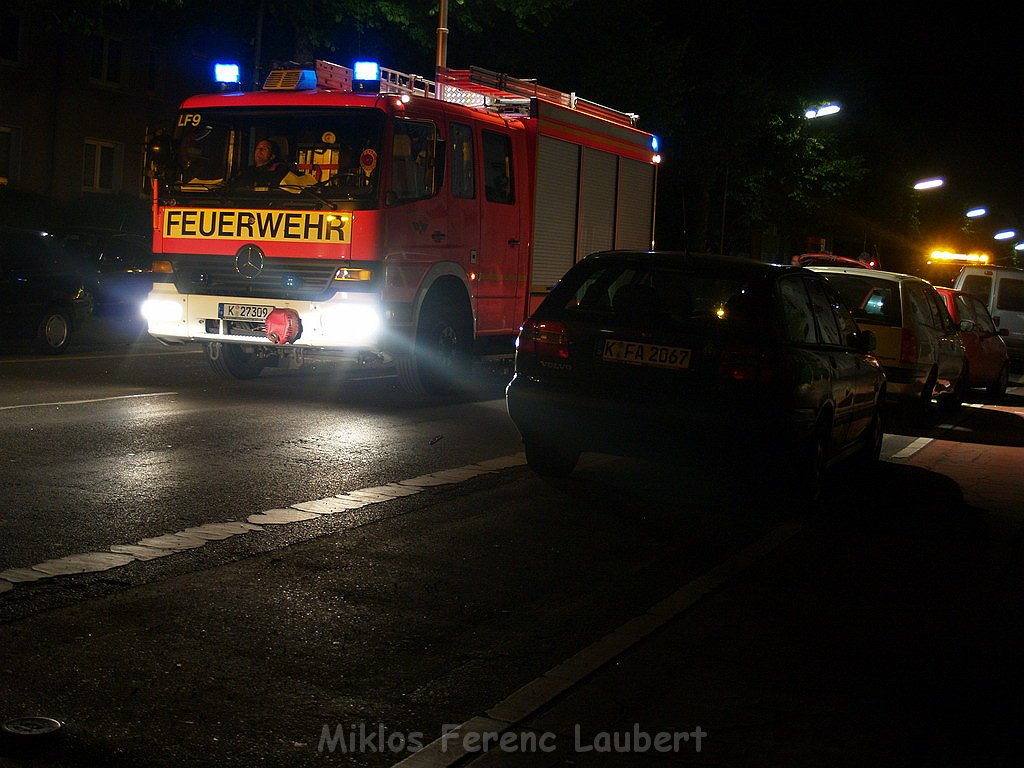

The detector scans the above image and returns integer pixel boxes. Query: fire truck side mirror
[146,134,174,177]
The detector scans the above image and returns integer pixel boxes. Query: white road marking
[391,520,805,767]
[892,436,933,459]
[0,392,177,410]
[0,453,528,593]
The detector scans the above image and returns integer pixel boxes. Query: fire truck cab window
[390,120,440,203]
[168,108,384,199]
[482,130,513,204]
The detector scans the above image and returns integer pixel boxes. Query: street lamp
[804,103,841,119]
[913,177,945,190]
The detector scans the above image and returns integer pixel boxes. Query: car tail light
[718,344,793,385]
[900,327,918,364]
[517,319,569,360]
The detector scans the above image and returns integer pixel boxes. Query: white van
[954,266,1024,361]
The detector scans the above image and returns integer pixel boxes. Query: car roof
[958,265,1024,275]
[807,265,928,283]
[582,250,805,279]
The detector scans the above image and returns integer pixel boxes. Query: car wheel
[988,363,1009,398]
[396,297,472,395]
[938,365,967,413]
[524,438,580,478]
[34,307,72,354]
[906,368,937,421]
[854,406,884,468]
[206,343,266,380]
[785,420,829,506]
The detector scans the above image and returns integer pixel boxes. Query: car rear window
[557,263,767,329]
[820,274,902,327]
[960,274,992,302]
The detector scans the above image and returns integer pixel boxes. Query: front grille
[170,255,342,301]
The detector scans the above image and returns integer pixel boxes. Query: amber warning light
[927,250,990,265]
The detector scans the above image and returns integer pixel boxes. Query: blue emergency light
[213,62,241,92]
[352,61,381,93]
[214,63,240,84]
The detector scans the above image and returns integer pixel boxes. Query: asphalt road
[0,314,1022,767]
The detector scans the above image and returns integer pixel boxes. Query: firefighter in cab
[237,139,293,187]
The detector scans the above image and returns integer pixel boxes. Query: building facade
[1,8,230,234]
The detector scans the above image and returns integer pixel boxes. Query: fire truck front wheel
[205,342,267,380]
[396,298,472,395]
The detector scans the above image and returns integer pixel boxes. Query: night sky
[778,4,1022,220]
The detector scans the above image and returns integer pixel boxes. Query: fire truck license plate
[219,303,273,321]
[601,340,691,369]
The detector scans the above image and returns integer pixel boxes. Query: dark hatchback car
[0,226,95,353]
[506,252,886,494]
[58,227,153,312]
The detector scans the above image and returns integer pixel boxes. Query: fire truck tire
[205,343,266,380]
[396,299,472,395]
[34,307,72,354]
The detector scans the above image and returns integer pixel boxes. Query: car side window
[908,284,939,329]
[777,276,817,344]
[996,277,1024,312]
[805,278,843,345]
[967,296,998,333]
[955,295,976,325]
[823,282,860,342]
[929,290,956,332]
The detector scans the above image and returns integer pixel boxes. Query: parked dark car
[506,251,886,497]
[57,226,153,312]
[0,226,95,353]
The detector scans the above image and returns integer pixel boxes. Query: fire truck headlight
[320,304,382,345]
[141,298,184,324]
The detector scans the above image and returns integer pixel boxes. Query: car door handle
[431,231,446,242]
[508,238,520,246]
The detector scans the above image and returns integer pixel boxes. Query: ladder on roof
[313,60,640,128]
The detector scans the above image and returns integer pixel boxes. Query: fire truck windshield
[169,107,385,201]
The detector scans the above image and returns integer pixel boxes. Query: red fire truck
[143,60,660,393]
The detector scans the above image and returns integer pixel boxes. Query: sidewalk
[400,391,1024,768]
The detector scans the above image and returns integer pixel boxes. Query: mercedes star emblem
[234,244,265,279]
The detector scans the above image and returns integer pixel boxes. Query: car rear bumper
[879,364,928,399]
[505,374,812,464]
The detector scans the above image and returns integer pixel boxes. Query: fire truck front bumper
[141,286,395,359]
